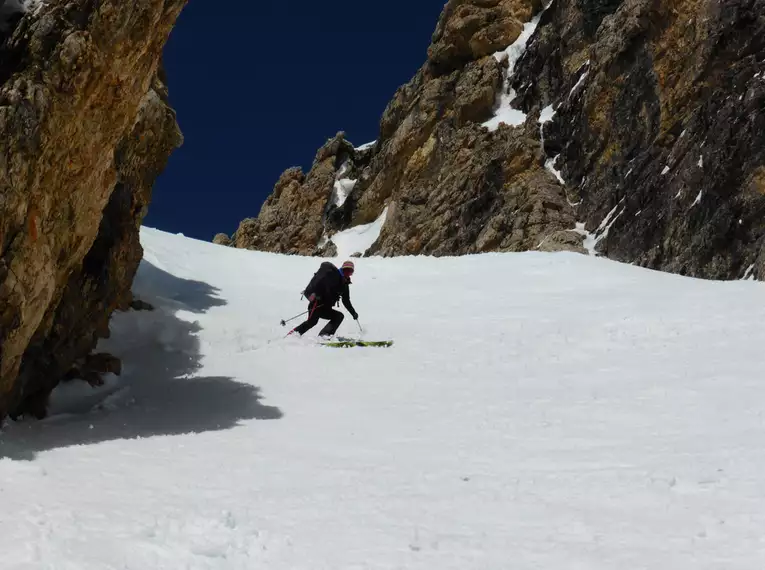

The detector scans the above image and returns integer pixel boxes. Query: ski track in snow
[2,227,765,569]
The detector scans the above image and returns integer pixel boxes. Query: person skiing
[292,260,359,338]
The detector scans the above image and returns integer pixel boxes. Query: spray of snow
[482,7,548,132]
[329,207,388,259]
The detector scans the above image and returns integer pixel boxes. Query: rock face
[518,0,765,279]
[231,133,367,255]
[225,0,765,280]
[0,0,185,419]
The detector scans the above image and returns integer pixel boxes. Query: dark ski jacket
[303,262,357,318]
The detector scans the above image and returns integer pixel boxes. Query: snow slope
[331,207,389,259]
[2,227,765,569]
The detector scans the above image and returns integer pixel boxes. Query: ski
[320,339,393,348]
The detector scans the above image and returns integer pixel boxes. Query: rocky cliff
[225,0,764,280]
[0,0,185,419]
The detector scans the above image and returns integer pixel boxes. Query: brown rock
[232,133,356,254]
[213,233,232,246]
[315,240,338,258]
[428,0,539,74]
[537,230,586,254]
[0,0,186,419]
[515,0,765,279]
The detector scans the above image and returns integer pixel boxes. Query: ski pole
[280,311,308,327]
[356,319,364,334]
[280,303,323,326]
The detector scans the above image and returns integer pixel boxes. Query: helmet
[341,260,355,274]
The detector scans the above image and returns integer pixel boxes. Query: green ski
[320,339,393,348]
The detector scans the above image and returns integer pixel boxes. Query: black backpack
[303,262,337,299]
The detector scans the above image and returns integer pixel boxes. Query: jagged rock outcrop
[224,0,765,280]
[213,233,232,246]
[0,0,185,419]
[231,133,373,255]
[227,0,577,257]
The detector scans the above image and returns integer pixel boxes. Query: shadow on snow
[0,260,282,461]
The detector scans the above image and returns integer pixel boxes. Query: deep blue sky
[145,1,447,241]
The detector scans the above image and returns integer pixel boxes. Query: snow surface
[545,154,566,186]
[3,227,765,569]
[539,104,556,124]
[538,104,557,148]
[330,207,388,259]
[572,222,597,255]
[355,141,376,152]
[330,161,357,207]
[482,8,548,131]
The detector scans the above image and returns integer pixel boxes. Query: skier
[292,260,359,338]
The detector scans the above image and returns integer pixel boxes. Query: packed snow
[330,162,357,207]
[539,104,557,125]
[329,206,388,259]
[545,154,566,186]
[572,222,597,255]
[572,201,626,256]
[482,8,548,131]
[2,227,765,569]
[538,104,557,148]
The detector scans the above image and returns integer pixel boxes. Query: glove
[351,310,359,320]
[307,293,317,303]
